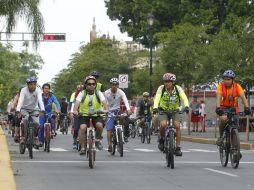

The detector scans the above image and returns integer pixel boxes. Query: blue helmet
[26,76,37,83]
[90,71,100,77]
[222,70,235,78]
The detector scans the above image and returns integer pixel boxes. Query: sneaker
[73,143,77,150]
[175,147,183,157]
[216,137,223,146]
[158,139,164,152]
[14,135,20,143]
[108,145,112,152]
[80,149,86,155]
[95,141,103,150]
[124,137,129,143]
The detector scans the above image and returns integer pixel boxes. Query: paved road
[6,131,254,190]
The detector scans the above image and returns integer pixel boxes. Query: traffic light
[43,34,65,41]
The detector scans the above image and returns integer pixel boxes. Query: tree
[0,0,44,47]
[105,0,254,45]
[0,43,44,110]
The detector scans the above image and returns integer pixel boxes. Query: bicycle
[19,109,40,159]
[79,111,105,169]
[61,113,68,135]
[140,114,152,144]
[159,109,184,169]
[129,118,137,138]
[43,113,52,152]
[108,111,126,157]
[218,107,243,169]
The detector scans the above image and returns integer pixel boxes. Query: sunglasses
[87,83,96,86]
[164,80,173,83]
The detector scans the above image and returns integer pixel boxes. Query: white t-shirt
[16,86,45,112]
[104,88,130,111]
[199,103,206,117]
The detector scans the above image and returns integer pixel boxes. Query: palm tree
[0,0,44,47]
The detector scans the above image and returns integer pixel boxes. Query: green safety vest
[159,85,181,111]
[79,91,102,116]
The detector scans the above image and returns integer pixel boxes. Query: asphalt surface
[6,130,254,190]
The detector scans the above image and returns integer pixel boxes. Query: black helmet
[90,71,100,77]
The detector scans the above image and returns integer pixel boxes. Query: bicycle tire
[219,134,229,167]
[130,124,136,138]
[167,130,175,169]
[28,127,34,159]
[146,123,151,144]
[19,142,26,154]
[230,128,240,169]
[118,128,124,157]
[65,120,68,135]
[141,128,145,143]
[88,142,95,169]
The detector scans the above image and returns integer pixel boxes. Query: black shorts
[79,116,104,127]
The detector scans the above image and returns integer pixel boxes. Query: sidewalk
[181,126,254,150]
[0,127,16,190]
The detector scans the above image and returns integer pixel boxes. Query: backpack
[80,90,101,104]
[161,85,181,105]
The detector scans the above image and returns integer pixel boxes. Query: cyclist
[11,88,22,142]
[59,97,69,131]
[39,83,60,146]
[136,92,152,129]
[153,73,189,156]
[216,70,251,149]
[90,71,104,92]
[16,76,45,146]
[104,78,132,152]
[73,76,108,155]
[70,84,83,149]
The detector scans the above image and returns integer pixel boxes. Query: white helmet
[110,78,119,84]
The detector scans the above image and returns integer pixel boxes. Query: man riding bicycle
[136,92,152,129]
[16,76,45,146]
[153,73,189,156]
[74,75,108,155]
[216,70,251,149]
[39,83,60,146]
[104,78,132,152]
[90,71,104,92]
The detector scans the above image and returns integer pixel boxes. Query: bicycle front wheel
[166,130,175,169]
[230,128,240,169]
[28,127,34,159]
[219,134,229,167]
[88,142,95,169]
[117,128,124,157]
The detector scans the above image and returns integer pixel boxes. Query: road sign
[119,74,128,88]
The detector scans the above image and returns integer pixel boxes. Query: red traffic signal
[43,34,65,41]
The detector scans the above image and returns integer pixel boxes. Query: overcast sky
[2,0,130,85]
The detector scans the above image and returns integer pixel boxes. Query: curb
[0,127,16,190]
[182,136,253,150]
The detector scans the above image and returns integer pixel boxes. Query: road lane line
[204,168,238,177]
[189,149,217,153]
[134,149,156,152]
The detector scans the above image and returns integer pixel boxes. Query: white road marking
[134,149,156,152]
[50,148,68,152]
[188,149,217,153]
[204,168,238,177]
[12,160,254,164]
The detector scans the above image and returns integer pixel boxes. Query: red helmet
[84,75,96,84]
[163,73,176,81]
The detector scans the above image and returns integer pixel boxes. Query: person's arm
[120,90,130,111]
[177,86,189,107]
[98,91,108,112]
[74,91,83,114]
[238,85,249,107]
[16,89,25,112]
[153,86,163,109]
[52,95,61,112]
[37,89,45,111]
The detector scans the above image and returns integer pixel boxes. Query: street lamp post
[147,14,154,96]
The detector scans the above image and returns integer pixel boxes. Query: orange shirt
[216,82,244,111]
